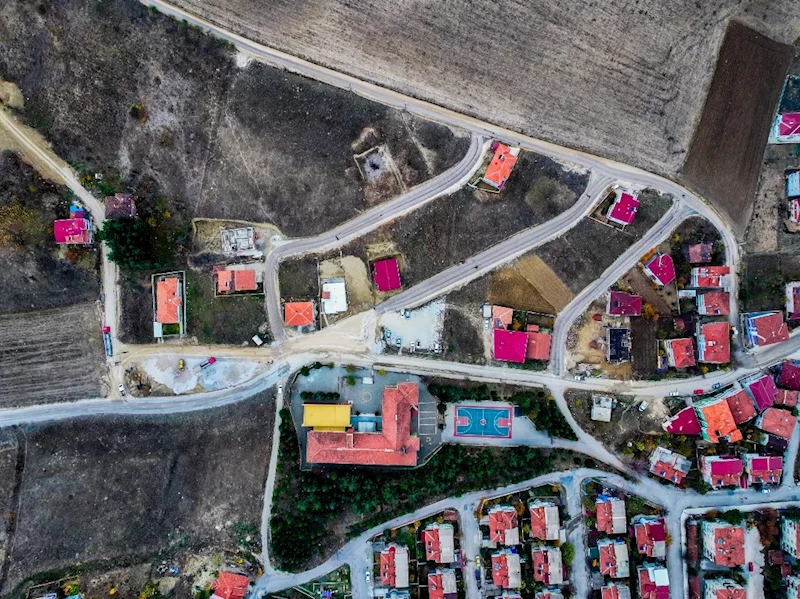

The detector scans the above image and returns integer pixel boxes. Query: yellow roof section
[302,403,352,429]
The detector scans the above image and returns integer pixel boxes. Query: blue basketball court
[454,405,512,438]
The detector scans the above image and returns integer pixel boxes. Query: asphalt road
[264,133,486,340]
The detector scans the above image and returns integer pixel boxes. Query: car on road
[669,391,680,397]
[712,383,722,390]
[278,385,284,394]
[693,388,704,395]
[395,337,402,347]
[483,318,490,330]
[365,571,370,584]
[199,357,217,369]
[118,384,126,397]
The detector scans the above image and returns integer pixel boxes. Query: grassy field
[168,0,798,178]
[0,0,468,238]
[0,304,105,406]
[681,21,794,236]
[740,254,800,312]
[2,391,274,596]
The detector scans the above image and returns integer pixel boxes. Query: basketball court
[454,405,512,438]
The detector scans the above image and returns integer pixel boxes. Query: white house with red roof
[607,291,642,316]
[744,312,789,348]
[422,523,455,563]
[690,266,731,289]
[596,495,627,535]
[782,516,800,558]
[488,505,520,545]
[743,454,782,485]
[598,538,630,578]
[607,191,640,226]
[491,549,522,589]
[702,521,745,567]
[643,253,676,287]
[529,500,560,541]
[699,455,743,489]
[697,321,730,364]
[637,564,669,599]
[697,291,730,316]
[602,583,632,599]
[664,337,695,369]
[649,446,691,485]
[705,579,746,599]
[532,545,563,585]
[380,544,409,588]
[632,515,667,559]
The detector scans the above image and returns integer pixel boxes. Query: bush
[561,542,575,563]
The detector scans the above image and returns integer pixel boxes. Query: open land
[630,317,659,379]
[0,0,468,238]
[681,21,794,236]
[535,189,674,294]
[279,153,589,305]
[0,303,105,406]
[441,276,489,364]
[740,253,800,313]
[0,152,100,314]
[169,0,799,178]
[2,391,275,596]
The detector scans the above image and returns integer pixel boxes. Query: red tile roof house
[756,408,798,440]
[699,455,743,489]
[744,312,790,348]
[743,454,783,485]
[607,192,640,226]
[210,572,249,599]
[776,389,799,407]
[704,579,746,599]
[779,361,800,391]
[697,291,730,316]
[643,253,676,287]
[637,564,669,599]
[427,569,457,599]
[53,216,93,244]
[155,275,183,329]
[526,326,552,361]
[536,592,564,599]
[694,395,742,443]
[662,406,702,435]
[104,193,136,219]
[493,329,529,363]
[596,496,627,535]
[781,516,800,558]
[216,269,260,294]
[697,321,730,364]
[532,545,564,585]
[488,505,520,545]
[741,373,778,411]
[607,291,643,316]
[648,446,691,485]
[530,500,561,541]
[701,521,746,567]
[373,257,402,292]
[305,382,420,466]
[723,388,757,425]
[632,515,667,559]
[786,282,800,319]
[380,544,410,588]
[664,337,696,369]
[684,243,713,264]
[602,583,632,599]
[492,305,514,329]
[598,538,630,578]
[422,523,456,563]
[491,549,522,589]
[479,142,520,191]
[690,266,731,288]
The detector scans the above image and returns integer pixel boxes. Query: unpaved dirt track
[0,304,105,407]
[166,0,799,178]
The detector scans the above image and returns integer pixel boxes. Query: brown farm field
[0,0,468,238]
[0,303,105,407]
[681,21,794,236]
[169,0,799,177]
[2,391,275,596]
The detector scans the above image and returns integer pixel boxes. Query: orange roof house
[697,321,730,364]
[492,305,514,329]
[217,269,259,294]
[702,522,745,567]
[481,143,520,191]
[210,572,249,599]
[284,301,315,327]
[305,382,420,466]
[156,277,182,324]
[664,337,695,369]
[694,396,742,443]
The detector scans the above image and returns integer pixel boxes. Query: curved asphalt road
[265,133,486,340]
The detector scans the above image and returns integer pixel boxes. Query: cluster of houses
[376,519,459,599]
[486,305,553,365]
[53,193,138,246]
[585,489,669,599]
[652,361,800,488]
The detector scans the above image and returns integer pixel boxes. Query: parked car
[483,318,490,330]
[178,359,185,371]
[199,357,217,369]
[712,383,722,390]
[693,388,704,395]
[638,400,649,412]
[475,556,481,567]
[384,329,392,341]
[395,337,402,347]
[669,391,680,397]
[118,384,126,397]
[365,571,371,583]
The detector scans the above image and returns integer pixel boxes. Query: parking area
[377,299,445,354]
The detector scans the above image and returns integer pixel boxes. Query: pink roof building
[774,113,800,141]
[373,257,401,292]
[779,362,800,391]
[697,321,730,364]
[741,373,778,411]
[488,506,520,545]
[697,291,730,316]
[743,454,783,485]
[664,338,696,369]
[724,388,757,425]
[662,406,702,435]
[607,192,640,226]
[493,329,528,363]
[632,516,667,559]
[607,291,643,316]
[700,456,743,488]
[643,253,676,286]
[53,218,92,244]
[756,408,797,440]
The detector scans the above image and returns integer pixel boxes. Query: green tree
[561,542,575,564]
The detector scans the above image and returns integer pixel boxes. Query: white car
[365,571,371,583]
[118,384,126,396]
[638,400,649,412]
[278,385,284,394]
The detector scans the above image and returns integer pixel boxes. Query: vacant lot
[682,21,794,236]
[0,152,99,314]
[169,0,799,178]
[631,318,659,379]
[0,0,467,238]
[442,276,490,364]
[536,190,674,294]
[0,303,105,406]
[3,391,274,595]
[740,253,800,312]
[489,255,574,314]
